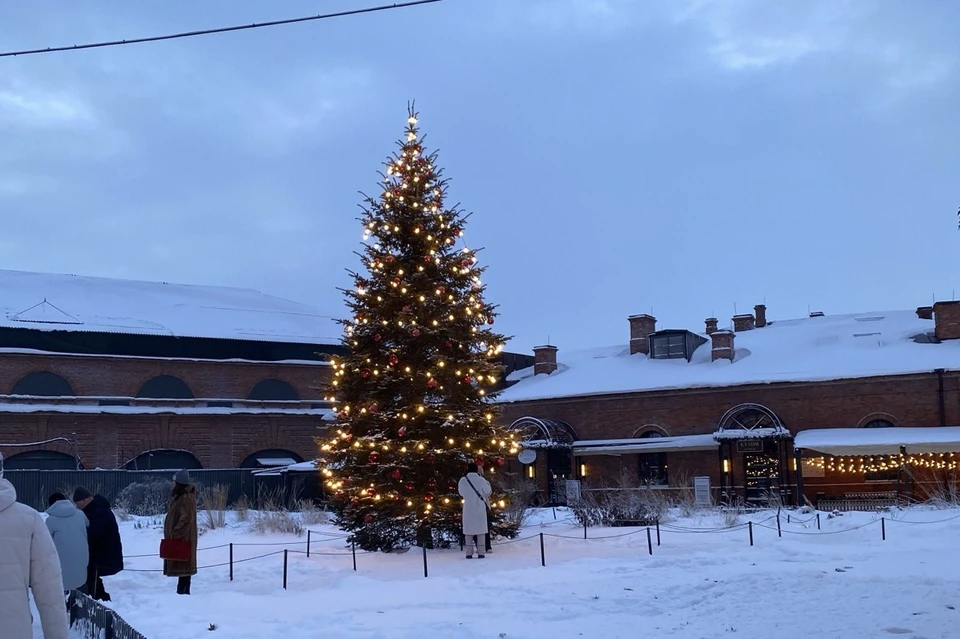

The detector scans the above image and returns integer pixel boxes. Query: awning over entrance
[256,457,299,467]
[572,434,718,456]
[795,427,960,456]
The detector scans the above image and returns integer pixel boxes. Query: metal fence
[5,468,322,512]
[68,590,147,639]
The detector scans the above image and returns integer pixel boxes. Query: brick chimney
[711,330,735,362]
[754,305,767,328]
[917,306,934,320]
[705,317,718,335]
[533,345,558,375]
[732,314,755,332]
[933,301,960,340]
[628,314,656,355]
[809,311,824,318]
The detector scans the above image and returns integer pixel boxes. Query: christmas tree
[319,105,521,552]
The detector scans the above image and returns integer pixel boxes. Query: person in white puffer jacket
[0,451,69,639]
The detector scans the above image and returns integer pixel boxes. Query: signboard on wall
[801,458,825,478]
[518,449,537,464]
[736,440,764,453]
[694,476,711,506]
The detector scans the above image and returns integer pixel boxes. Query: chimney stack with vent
[754,305,767,328]
[532,345,558,375]
[732,314,755,332]
[711,330,735,362]
[705,318,718,335]
[628,314,656,355]
[933,302,960,340]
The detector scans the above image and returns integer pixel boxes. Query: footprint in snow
[883,628,913,635]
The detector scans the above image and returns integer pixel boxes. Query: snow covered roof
[0,268,342,345]
[573,434,717,456]
[497,310,960,403]
[795,426,960,456]
[0,402,334,418]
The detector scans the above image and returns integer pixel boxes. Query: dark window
[206,400,234,408]
[650,334,686,360]
[1,450,80,470]
[638,431,668,486]
[98,399,130,406]
[125,449,202,470]
[248,379,299,401]
[862,419,899,481]
[137,375,194,399]
[11,372,74,396]
[240,449,304,469]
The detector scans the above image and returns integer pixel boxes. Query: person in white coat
[0,451,70,639]
[45,492,90,594]
[457,462,492,559]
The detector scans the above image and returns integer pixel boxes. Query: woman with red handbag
[161,470,198,595]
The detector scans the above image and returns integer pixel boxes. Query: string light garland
[809,452,960,473]
[317,105,520,552]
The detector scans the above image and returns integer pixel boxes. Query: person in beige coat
[0,452,69,639]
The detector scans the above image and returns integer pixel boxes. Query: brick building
[0,268,344,471]
[496,302,960,509]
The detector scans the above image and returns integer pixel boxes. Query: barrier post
[283,550,289,590]
[817,513,821,530]
[656,518,661,546]
[307,530,311,558]
[646,528,653,555]
[351,542,357,571]
[229,543,234,582]
[748,521,754,546]
[777,514,782,538]
[584,518,588,540]
[539,533,545,567]
[422,545,428,578]
[881,517,886,540]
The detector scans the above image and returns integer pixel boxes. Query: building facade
[496,302,960,509]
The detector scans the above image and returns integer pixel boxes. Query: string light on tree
[316,103,520,552]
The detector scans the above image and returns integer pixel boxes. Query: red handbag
[159,538,190,561]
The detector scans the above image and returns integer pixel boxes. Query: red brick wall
[0,412,327,469]
[499,371,959,500]
[0,352,331,400]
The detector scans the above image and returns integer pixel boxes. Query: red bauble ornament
[496,457,505,467]
[411,328,421,337]
[363,513,374,524]
[424,493,434,502]
[361,369,370,378]
[474,458,485,468]
[427,378,438,389]
[463,375,473,384]
[402,305,410,313]
[389,355,399,366]
[445,341,453,349]
[427,478,437,488]
[391,469,402,480]
[374,334,382,341]
[398,426,407,437]
[369,402,379,413]
[461,259,470,267]
[423,255,431,263]
[392,278,401,286]
[386,255,395,263]
[405,482,415,492]
[437,286,446,294]
[368,452,380,464]
[487,317,495,325]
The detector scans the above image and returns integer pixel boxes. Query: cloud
[0,83,95,128]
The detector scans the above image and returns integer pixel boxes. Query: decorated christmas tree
[319,105,521,552]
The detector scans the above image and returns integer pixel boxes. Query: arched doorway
[714,403,791,505]
[508,417,577,506]
[1,449,81,470]
[125,449,202,471]
[240,449,304,469]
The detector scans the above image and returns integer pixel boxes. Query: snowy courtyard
[38,507,960,639]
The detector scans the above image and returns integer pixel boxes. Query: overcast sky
[1,0,958,353]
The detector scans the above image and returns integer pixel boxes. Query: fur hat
[173,469,193,485]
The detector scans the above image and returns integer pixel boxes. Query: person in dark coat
[163,469,198,595]
[73,487,124,601]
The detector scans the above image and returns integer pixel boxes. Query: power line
[0,0,443,58]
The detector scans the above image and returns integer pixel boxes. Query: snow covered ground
[37,507,960,638]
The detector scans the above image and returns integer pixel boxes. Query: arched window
[240,449,304,469]
[125,449,202,471]
[1,450,80,470]
[11,372,74,397]
[861,419,899,481]
[638,431,667,486]
[247,379,299,401]
[137,375,194,399]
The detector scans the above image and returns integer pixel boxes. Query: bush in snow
[491,471,539,529]
[199,484,229,530]
[296,499,329,526]
[115,481,171,517]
